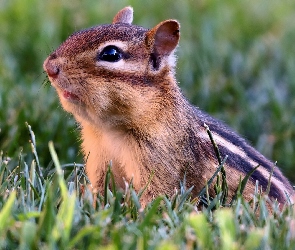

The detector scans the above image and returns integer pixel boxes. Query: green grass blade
[26,122,44,182]
[230,165,260,206]
[48,141,68,199]
[188,213,214,249]
[139,197,162,230]
[197,156,228,199]
[215,209,237,250]
[0,191,16,234]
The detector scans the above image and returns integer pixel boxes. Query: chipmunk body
[44,7,293,205]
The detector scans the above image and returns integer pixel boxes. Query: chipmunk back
[43,6,293,206]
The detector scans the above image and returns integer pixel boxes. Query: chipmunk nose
[43,53,60,78]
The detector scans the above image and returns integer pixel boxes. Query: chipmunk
[43,6,293,206]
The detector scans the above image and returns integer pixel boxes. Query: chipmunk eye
[98,45,122,62]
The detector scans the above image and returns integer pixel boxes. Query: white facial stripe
[167,52,177,68]
[96,40,128,51]
[97,60,147,72]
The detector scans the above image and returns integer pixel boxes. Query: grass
[0,125,295,249]
[1,0,295,248]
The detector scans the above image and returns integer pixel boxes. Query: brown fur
[43,7,294,207]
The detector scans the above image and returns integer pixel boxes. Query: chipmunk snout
[43,56,60,79]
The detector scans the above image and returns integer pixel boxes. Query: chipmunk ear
[146,20,180,69]
[112,6,133,24]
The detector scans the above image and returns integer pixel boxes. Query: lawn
[1,0,295,248]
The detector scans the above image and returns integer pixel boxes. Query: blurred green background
[1,0,295,182]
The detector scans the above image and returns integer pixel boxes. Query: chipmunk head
[43,7,180,131]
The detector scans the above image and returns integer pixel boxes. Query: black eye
[98,45,122,62]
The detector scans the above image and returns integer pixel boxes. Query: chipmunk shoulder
[43,6,294,206]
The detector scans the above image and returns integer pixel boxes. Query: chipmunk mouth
[62,89,80,102]
[53,84,81,103]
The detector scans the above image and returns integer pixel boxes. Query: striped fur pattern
[43,6,293,206]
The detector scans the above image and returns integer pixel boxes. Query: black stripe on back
[218,144,285,202]
[197,110,288,185]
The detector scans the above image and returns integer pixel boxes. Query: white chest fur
[80,122,142,190]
